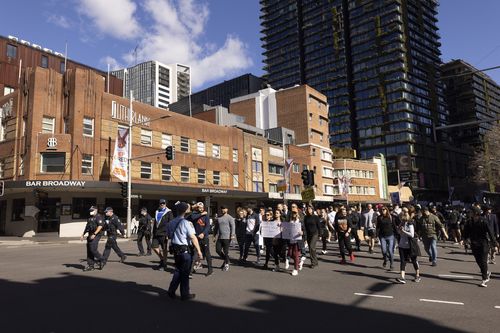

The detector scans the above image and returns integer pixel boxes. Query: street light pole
[127,90,133,238]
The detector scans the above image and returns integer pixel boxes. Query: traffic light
[165,145,175,160]
[301,170,310,186]
[308,170,315,186]
[120,182,128,198]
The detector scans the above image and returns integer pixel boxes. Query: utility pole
[126,91,133,238]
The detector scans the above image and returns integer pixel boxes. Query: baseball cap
[89,205,97,211]
[104,207,113,212]
[140,207,148,212]
[196,202,204,207]
[159,199,166,204]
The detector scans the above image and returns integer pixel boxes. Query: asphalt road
[0,238,498,333]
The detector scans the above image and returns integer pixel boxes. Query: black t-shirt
[377,215,394,237]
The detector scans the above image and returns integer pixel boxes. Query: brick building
[0,67,268,237]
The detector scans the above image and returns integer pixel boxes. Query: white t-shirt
[328,211,336,224]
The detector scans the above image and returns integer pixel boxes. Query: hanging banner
[111,127,129,182]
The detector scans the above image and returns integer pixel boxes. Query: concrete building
[0,34,122,97]
[112,61,191,109]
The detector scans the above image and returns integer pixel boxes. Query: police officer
[166,202,203,301]
[152,199,174,270]
[102,207,127,267]
[80,205,104,271]
[137,207,153,256]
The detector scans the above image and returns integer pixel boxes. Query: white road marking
[354,293,394,299]
[438,274,475,280]
[420,299,464,305]
[495,306,500,309]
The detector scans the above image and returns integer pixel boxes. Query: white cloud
[47,14,71,29]
[78,0,142,40]
[100,56,123,71]
[77,0,253,89]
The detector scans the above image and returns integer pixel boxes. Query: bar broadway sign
[25,180,86,187]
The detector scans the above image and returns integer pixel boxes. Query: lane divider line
[354,293,394,299]
[420,299,464,305]
[494,306,500,309]
[438,274,475,279]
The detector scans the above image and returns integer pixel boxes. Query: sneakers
[414,276,421,283]
[298,260,304,271]
[98,261,105,270]
[291,269,298,276]
[350,253,355,262]
[223,264,229,272]
[272,266,280,272]
[431,261,437,267]
[396,278,406,284]
[285,259,290,270]
[382,260,387,268]
[301,256,306,262]
[120,255,127,263]
[321,250,327,254]
[83,265,94,272]
[480,280,488,288]
[485,271,491,283]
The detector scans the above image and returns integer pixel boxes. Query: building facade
[169,73,266,116]
[0,34,122,97]
[112,61,191,109]
[260,0,451,197]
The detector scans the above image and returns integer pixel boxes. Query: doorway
[0,200,6,235]
[37,197,61,233]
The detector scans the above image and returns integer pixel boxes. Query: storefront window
[72,197,96,219]
[11,198,25,221]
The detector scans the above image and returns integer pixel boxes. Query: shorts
[367,229,375,237]
[151,236,166,249]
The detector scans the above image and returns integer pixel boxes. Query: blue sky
[0,1,499,91]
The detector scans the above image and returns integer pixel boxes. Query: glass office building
[261,0,450,193]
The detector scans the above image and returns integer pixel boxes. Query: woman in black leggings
[396,208,420,284]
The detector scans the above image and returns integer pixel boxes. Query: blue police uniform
[167,216,196,299]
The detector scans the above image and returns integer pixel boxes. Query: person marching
[416,206,448,267]
[462,206,499,287]
[189,202,213,276]
[484,205,499,264]
[166,202,203,301]
[334,207,355,265]
[242,207,261,265]
[235,209,248,262]
[137,207,153,256]
[376,206,396,270]
[102,207,126,267]
[152,199,174,271]
[214,205,235,272]
[288,210,305,275]
[361,204,376,253]
[304,204,321,269]
[396,208,421,284]
[80,205,104,271]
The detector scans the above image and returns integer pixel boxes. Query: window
[42,116,55,134]
[323,167,334,178]
[6,44,17,58]
[302,164,308,171]
[252,161,262,172]
[60,61,65,73]
[197,169,206,184]
[181,167,190,182]
[161,133,172,149]
[269,183,278,193]
[293,185,301,194]
[140,129,152,146]
[213,171,221,185]
[321,150,333,162]
[140,162,152,179]
[161,164,172,181]
[41,153,65,173]
[41,55,48,68]
[324,185,335,195]
[232,149,238,162]
[0,159,4,178]
[212,144,221,158]
[180,137,189,152]
[268,164,284,175]
[0,119,5,141]
[72,197,96,219]
[197,141,206,156]
[19,156,24,175]
[233,174,239,188]
[83,118,94,137]
[11,198,25,221]
[253,181,263,192]
[81,154,93,175]
[293,164,300,173]
[3,86,14,95]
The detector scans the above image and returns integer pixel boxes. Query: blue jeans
[379,235,394,266]
[168,252,192,297]
[422,237,437,263]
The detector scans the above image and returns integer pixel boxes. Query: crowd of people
[80,199,500,300]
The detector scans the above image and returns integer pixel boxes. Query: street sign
[390,192,401,205]
[301,187,315,202]
[277,179,287,192]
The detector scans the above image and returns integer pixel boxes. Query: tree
[469,122,500,192]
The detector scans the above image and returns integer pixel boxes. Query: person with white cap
[80,205,104,271]
[188,202,213,276]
